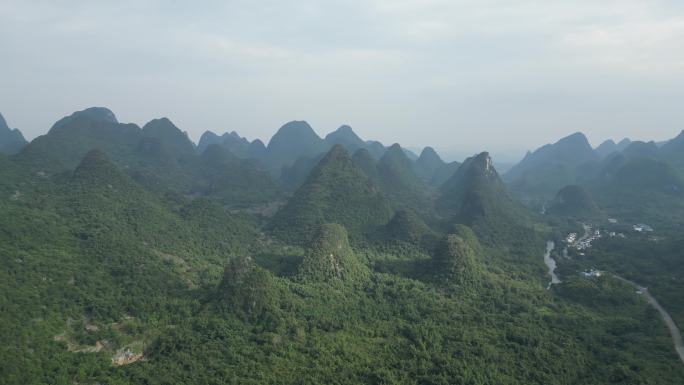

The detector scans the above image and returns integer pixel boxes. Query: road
[613,275,684,364]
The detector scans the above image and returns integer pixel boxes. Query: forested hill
[1,107,683,384]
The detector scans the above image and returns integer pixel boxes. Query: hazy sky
[2,0,684,161]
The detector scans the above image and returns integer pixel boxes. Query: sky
[1,0,684,162]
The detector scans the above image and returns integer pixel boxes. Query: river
[543,241,560,289]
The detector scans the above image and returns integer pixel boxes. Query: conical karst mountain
[375,143,431,212]
[0,112,27,155]
[377,143,423,191]
[430,160,462,187]
[50,107,119,133]
[265,120,326,170]
[547,185,599,218]
[142,118,196,158]
[72,149,131,186]
[616,138,632,152]
[198,142,239,167]
[222,131,251,157]
[199,131,265,158]
[130,117,201,192]
[504,132,599,196]
[384,209,433,244]
[279,153,325,192]
[414,146,446,181]
[659,130,684,170]
[603,157,683,195]
[595,138,631,159]
[432,225,482,288]
[65,150,185,243]
[582,154,684,225]
[16,107,142,172]
[268,144,393,244]
[194,144,280,206]
[197,131,224,153]
[622,141,659,160]
[324,125,366,153]
[246,139,267,158]
[297,223,368,283]
[660,130,684,156]
[439,152,530,244]
[217,255,278,318]
[439,152,504,212]
[595,139,618,158]
[351,148,379,180]
[67,149,259,255]
[365,140,386,159]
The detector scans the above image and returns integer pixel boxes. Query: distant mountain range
[7,105,684,228]
[504,130,684,200]
[500,128,684,228]
[504,132,599,197]
[3,106,684,384]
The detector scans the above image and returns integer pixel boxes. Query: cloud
[1,0,683,157]
[561,16,684,72]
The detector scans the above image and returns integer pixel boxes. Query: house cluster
[581,269,603,278]
[565,233,577,244]
[564,227,601,253]
[633,223,654,232]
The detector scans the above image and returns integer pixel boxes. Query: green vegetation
[376,143,432,211]
[384,209,434,245]
[269,145,394,245]
[560,235,684,329]
[297,223,369,283]
[505,132,599,198]
[547,185,599,218]
[1,112,683,384]
[414,146,446,182]
[439,152,540,249]
[432,227,482,289]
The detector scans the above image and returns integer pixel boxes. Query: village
[559,220,657,282]
[564,220,654,253]
[564,223,601,252]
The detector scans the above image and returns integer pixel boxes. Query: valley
[547,220,684,366]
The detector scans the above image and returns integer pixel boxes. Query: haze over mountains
[4,107,684,212]
[5,0,684,381]
[3,106,684,384]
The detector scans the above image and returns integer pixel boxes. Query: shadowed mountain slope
[0,112,27,155]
